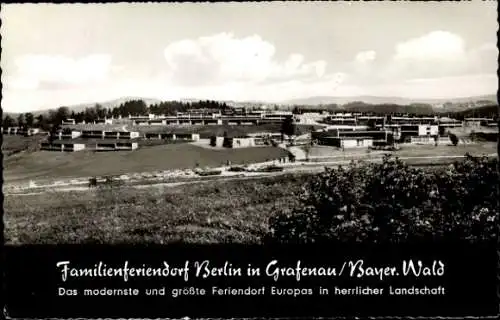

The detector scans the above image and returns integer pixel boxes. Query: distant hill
[451,104,499,118]
[283,95,416,106]
[6,97,163,116]
[281,94,498,107]
[57,97,162,113]
[4,94,497,117]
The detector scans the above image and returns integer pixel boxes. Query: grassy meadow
[3,143,290,183]
[307,142,497,158]
[4,174,310,245]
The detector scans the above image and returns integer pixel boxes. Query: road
[5,153,496,196]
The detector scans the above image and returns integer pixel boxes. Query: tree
[25,113,35,127]
[387,133,395,146]
[95,104,106,119]
[281,115,295,142]
[304,143,312,162]
[84,107,98,123]
[50,106,70,125]
[222,131,231,148]
[35,114,50,130]
[449,133,459,146]
[17,114,26,127]
[2,115,16,129]
[367,119,377,130]
[432,134,439,147]
[438,126,446,136]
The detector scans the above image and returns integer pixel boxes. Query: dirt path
[287,146,307,160]
[6,154,496,196]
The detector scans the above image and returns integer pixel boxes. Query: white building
[62,119,76,125]
[232,137,256,148]
[56,130,82,140]
[418,125,439,136]
[41,142,86,152]
[210,135,256,148]
[410,136,450,145]
[318,136,374,148]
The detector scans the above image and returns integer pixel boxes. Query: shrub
[449,133,459,146]
[268,154,498,243]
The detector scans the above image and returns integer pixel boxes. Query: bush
[449,133,459,146]
[268,154,498,243]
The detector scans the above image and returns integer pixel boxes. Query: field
[4,174,309,244]
[1,135,47,156]
[307,143,497,159]
[3,143,290,184]
[448,126,498,137]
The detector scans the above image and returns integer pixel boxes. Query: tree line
[291,102,499,118]
[1,99,231,131]
[291,102,437,116]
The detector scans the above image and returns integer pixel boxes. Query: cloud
[392,74,498,99]
[380,31,497,81]
[355,50,376,63]
[3,32,497,113]
[7,54,112,90]
[163,33,328,86]
[394,31,466,61]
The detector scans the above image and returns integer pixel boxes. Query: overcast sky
[1,2,498,112]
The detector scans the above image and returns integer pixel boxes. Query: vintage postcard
[2,1,498,319]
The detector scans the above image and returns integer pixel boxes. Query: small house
[417,125,439,136]
[120,131,140,139]
[115,142,139,150]
[95,119,114,125]
[62,119,76,125]
[210,134,256,148]
[26,128,41,136]
[318,136,374,148]
[41,142,85,152]
[175,133,200,141]
[55,130,82,140]
[148,119,167,126]
[61,143,86,152]
[82,130,104,139]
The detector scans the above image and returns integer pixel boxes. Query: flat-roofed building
[82,130,104,139]
[62,119,76,125]
[318,136,374,148]
[417,124,439,136]
[53,130,82,140]
[41,142,86,152]
[210,135,256,148]
[95,119,114,125]
[175,133,200,141]
[119,131,140,139]
[115,142,139,150]
[148,119,167,125]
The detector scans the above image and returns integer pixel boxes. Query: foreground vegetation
[4,155,498,244]
[4,174,309,244]
[269,155,498,243]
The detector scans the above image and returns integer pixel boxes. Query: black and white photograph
[2,2,498,245]
[1,2,499,317]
